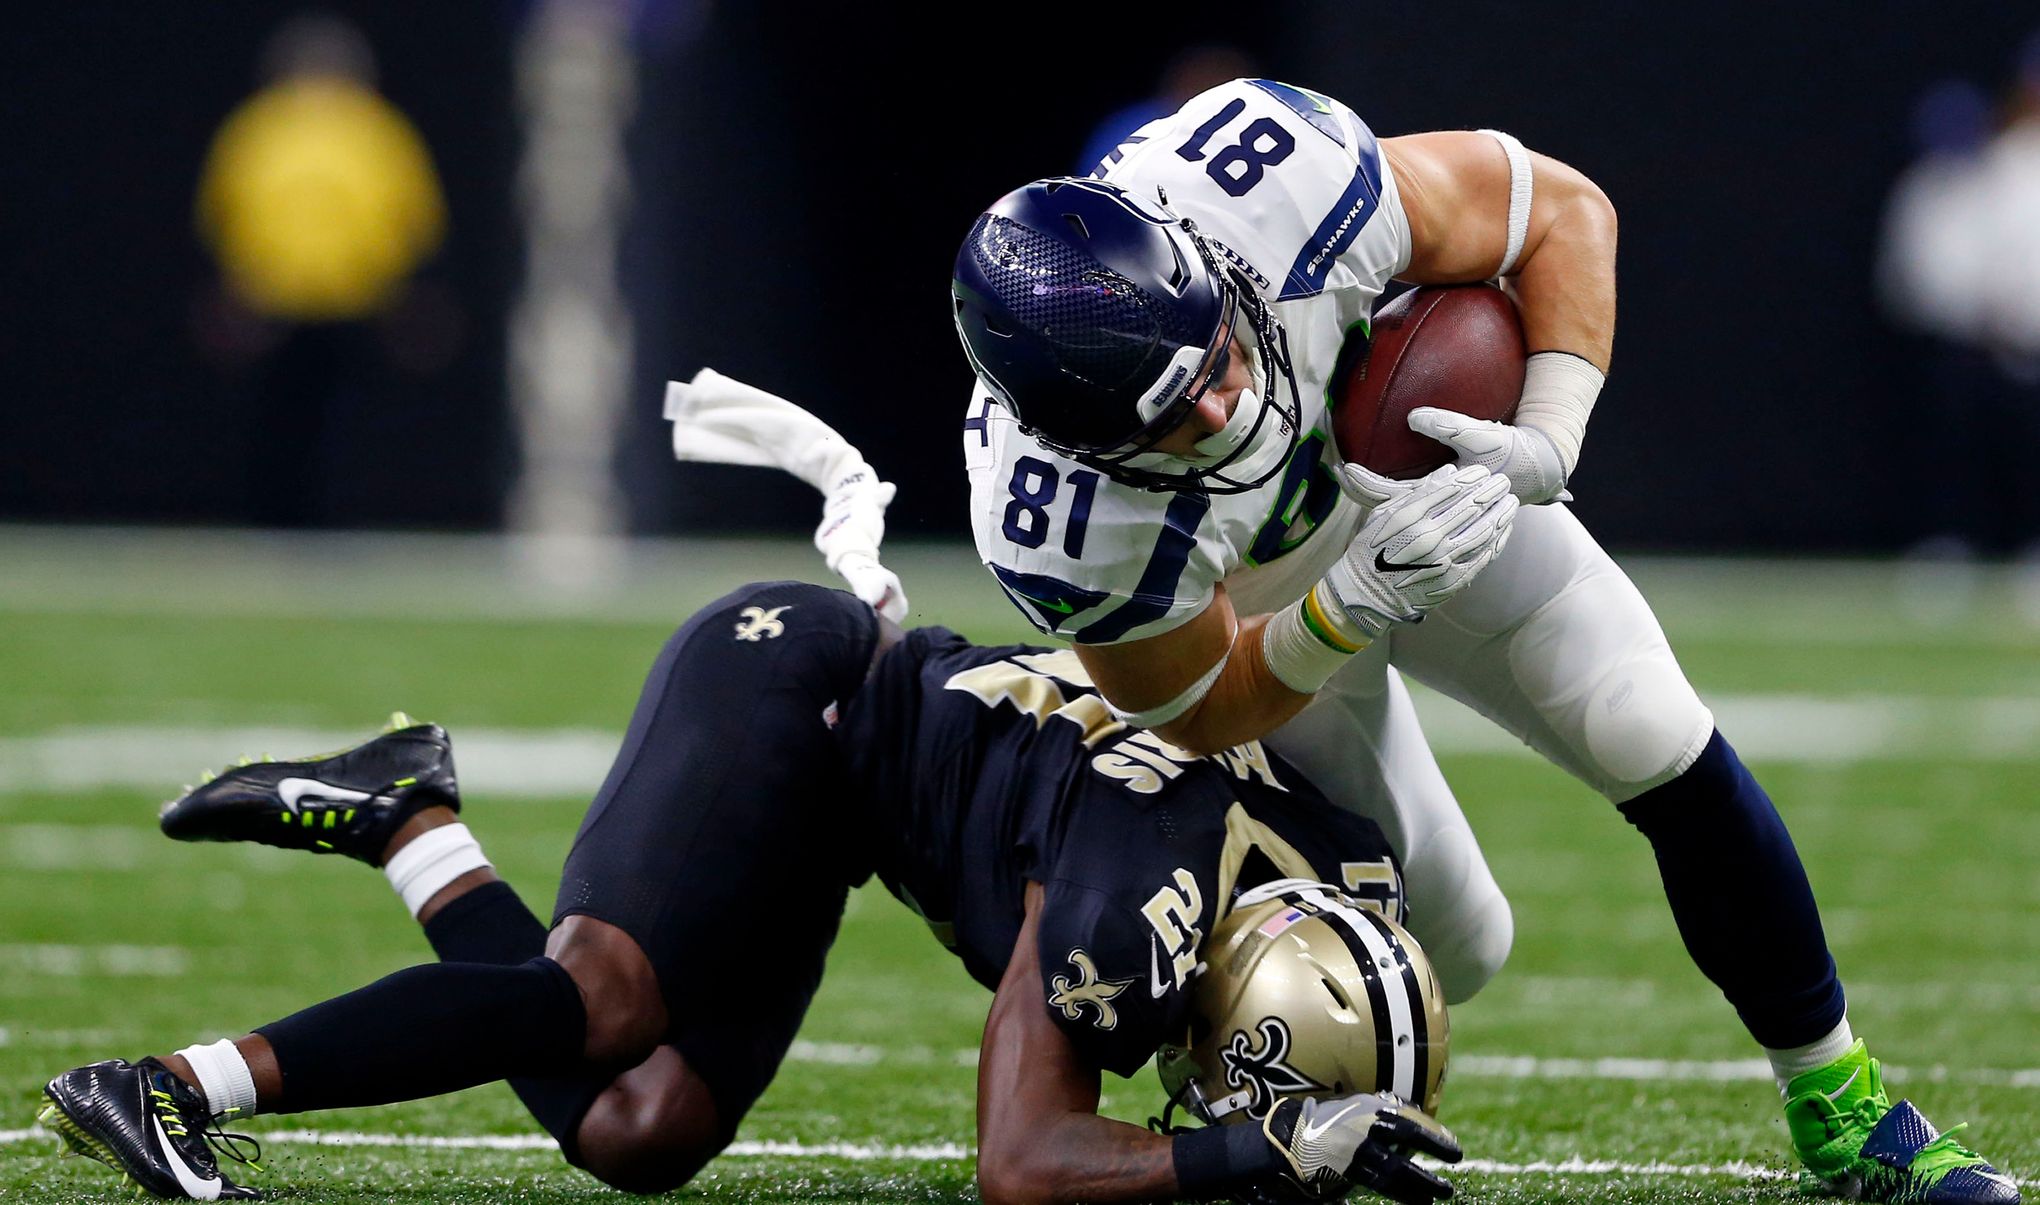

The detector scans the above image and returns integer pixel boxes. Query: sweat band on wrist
[1261,586,1367,696]
[1515,350,1605,477]
[1173,1121,1282,1197]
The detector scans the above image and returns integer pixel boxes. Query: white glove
[666,368,909,622]
[815,476,909,622]
[1322,463,1517,641]
[1406,349,1606,505]
[1406,407,1568,504]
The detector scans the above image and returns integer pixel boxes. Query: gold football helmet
[1157,879,1450,1124]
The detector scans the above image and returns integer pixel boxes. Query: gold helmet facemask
[1156,879,1450,1127]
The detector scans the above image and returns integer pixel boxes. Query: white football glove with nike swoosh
[1318,463,1518,643]
[1251,1093,1463,1204]
[1405,350,1607,504]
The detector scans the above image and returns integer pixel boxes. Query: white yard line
[1450,1156,1789,1180]
[7,1028,2032,1086]
[784,1046,2040,1089]
[5,527,2039,649]
[1455,1054,2040,1088]
[0,1127,2028,1186]
[5,687,2040,806]
[0,944,187,977]
[0,727,621,798]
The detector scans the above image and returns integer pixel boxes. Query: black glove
[1249,1094,1462,1204]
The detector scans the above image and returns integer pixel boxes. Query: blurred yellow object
[197,77,446,322]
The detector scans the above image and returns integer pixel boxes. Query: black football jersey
[839,627,1403,1078]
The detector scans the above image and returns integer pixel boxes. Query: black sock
[418,879,616,1161]
[258,956,586,1113]
[1617,730,1846,1049]
[421,879,547,965]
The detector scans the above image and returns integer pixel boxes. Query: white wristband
[382,822,490,919]
[1260,589,1366,695]
[1515,351,1605,477]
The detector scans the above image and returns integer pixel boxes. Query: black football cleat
[159,713,458,867]
[40,1057,263,1200]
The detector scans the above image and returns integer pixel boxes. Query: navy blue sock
[257,956,586,1113]
[1616,730,1846,1049]
[420,880,614,1161]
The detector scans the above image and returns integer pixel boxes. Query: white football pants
[1265,503,1715,1004]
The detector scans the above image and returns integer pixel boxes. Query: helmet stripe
[1356,907,1431,1108]
[1297,887,1416,1102]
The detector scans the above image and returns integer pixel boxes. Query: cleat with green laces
[158,713,458,867]
[1786,1040,2020,1203]
[41,1057,262,1199]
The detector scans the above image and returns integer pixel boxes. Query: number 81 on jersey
[1003,456,1102,559]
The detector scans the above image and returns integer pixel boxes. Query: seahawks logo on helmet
[1220,1016,1324,1116]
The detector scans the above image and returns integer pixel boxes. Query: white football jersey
[966,79,1412,644]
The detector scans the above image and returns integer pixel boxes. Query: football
[1330,284,1528,477]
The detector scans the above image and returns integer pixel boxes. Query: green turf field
[2,529,2035,1202]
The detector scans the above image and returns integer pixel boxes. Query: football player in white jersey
[951,78,2015,1203]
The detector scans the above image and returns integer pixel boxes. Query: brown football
[1331,284,1527,478]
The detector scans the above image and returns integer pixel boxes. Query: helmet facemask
[1064,229,1302,496]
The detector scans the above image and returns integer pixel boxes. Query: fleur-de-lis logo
[1220,1017,1323,1115]
[1049,949,1134,1030]
[733,605,790,642]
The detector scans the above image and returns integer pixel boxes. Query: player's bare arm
[1076,456,1516,756]
[975,882,1179,1204]
[1073,588,1311,757]
[1386,131,1616,502]
[1385,132,1616,370]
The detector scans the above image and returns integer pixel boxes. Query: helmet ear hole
[1062,213,1090,240]
[1320,976,1352,1013]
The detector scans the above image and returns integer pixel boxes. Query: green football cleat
[1785,1040,2020,1203]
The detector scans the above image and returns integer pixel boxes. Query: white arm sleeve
[1477,129,1534,278]
[665,367,871,497]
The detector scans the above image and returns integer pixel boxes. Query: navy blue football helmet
[952,178,1297,493]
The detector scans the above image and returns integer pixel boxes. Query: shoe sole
[1797,1168,1871,1201]
[39,1098,153,1195]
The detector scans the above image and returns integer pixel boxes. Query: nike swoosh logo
[1299,1097,1373,1145]
[1149,937,1170,1000]
[151,1114,223,1200]
[1019,592,1075,615]
[277,777,373,814]
[1374,550,1441,574]
[1822,1066,1862,1103]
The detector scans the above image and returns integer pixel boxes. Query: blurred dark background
[4,1,2038,552]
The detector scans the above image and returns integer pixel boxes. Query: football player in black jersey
[39,582,1461,1204]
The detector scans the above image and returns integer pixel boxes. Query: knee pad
[1577,648,1714,802]
[1399,826,1513,1005]
[1422,890,1513,1007]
